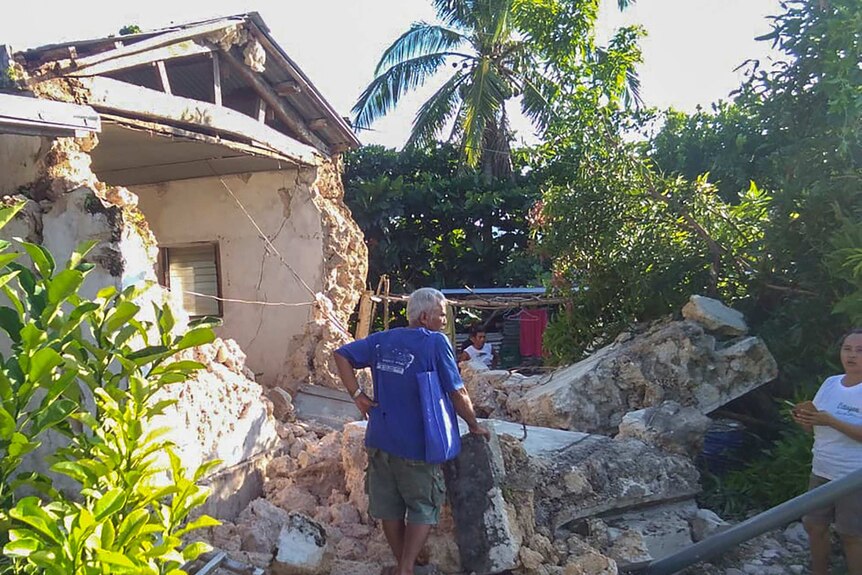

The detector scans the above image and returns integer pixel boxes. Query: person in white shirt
[458,324,498,369]
[793,328,862,575]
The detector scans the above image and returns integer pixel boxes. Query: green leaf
[94,488,126,521]
[126,345,171,365]
[115,509,150,547]
[175,515,220,537]
[94,549,138,569]
[9,497,62,544]
[47,269,85,305]
[3,534,41,557]
[104,301,140,334]
[8,431,39,458]
[50,461,94,484]
[96,285,117,300]
[33,398,77,433]
[0,405,15,439]
[174,327,216,351]
[20,322,46,349]
[19,240,55,279]
[0,306,23,343]
[2,284,24,315]
[68,240,99,269]
[29,348,64,383]
[0,202,25,230]
[181,540,212,561]
[150,360,206,375]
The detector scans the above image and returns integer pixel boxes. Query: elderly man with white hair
[333,287,488,575]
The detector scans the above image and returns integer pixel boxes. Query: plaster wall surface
[0,134,45,195]
[133,169,325,385]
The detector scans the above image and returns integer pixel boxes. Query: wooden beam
[218,48,330,155]
[75,76,318,165]
[212,52,222,106]
[355,291,373,339]
[67,40,213,78]
[72,19,239,69]
[274,81,301,96]
[156,61,171,94]
[308,118,328,130]
[247,24,361,150]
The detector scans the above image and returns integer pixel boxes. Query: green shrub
[0,201,220,574]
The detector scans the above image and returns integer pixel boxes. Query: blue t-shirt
[335,328,464,460]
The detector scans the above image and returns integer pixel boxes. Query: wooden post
[212,52,222,106]
[368,276,385,333]
[383,276,391,331]
[156,60,171,94]
[355,290,373,340]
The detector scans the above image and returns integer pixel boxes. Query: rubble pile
[189,296,799,575]
[462,296,778,436]
[149,338,280,473]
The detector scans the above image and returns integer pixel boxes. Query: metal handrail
[629,466,862,575]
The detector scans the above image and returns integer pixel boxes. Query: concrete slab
[293,384,362,429]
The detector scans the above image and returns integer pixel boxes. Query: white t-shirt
[464,342,493,367]
[812,374,862,480]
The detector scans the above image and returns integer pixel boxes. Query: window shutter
[167,244,220,317]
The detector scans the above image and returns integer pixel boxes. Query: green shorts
[803,474,862,536]
[366,447,445,525]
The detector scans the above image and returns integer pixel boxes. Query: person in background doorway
[793,328,862,575]
[333,287,489,575]
[458,323,498,368]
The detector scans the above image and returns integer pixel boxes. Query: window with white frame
[158,243,222,318]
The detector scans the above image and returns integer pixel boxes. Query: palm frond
[460,59,510,167]
[375,22,470,75]
[433,0,477,28]
[406,72,468,149]
[623,67,643,109]
[352,54,453,129]
[519,73,558,131]
[617,0,636,9]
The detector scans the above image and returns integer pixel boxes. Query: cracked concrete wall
[132,164,363,389]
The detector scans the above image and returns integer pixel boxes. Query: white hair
[407,288,446,323]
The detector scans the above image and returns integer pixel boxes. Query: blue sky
[1,0,783,148]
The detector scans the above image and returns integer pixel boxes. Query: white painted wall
[133,169,325,386]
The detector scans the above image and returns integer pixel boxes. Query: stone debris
[272,513,330,575]
[444,427,519,575]
[506,318,777,435]
[682,294,748,336]
[616,401,712,457]
[148,337,280,473]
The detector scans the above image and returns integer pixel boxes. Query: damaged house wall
[2,13,368,519]
[134,168,325,387]
[134,157,366,390]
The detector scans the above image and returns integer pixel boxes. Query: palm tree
[352,0,637,180]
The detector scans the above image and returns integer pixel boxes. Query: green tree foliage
[343,144,546,292]
[352,0,640,178]
[0,202,219,574]
[647,0,862,385]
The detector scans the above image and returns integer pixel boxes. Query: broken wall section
[0,127,279,493]
[283,156,367,392]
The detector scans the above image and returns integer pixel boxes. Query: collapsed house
[1,13,366,390]
[0,14,366,512]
